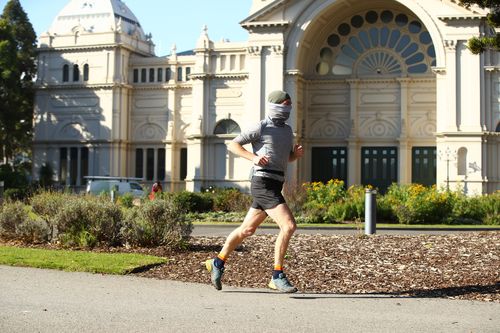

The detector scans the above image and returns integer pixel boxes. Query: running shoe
[205,259,224,290]
[268,272,298,293]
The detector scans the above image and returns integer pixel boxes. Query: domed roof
[48,0,145,39]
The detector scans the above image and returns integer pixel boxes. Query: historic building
[32,0,500,194]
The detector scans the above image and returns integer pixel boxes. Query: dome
[48,0,146,39]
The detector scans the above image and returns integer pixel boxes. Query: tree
[0,0,37,163]
[459,0,500,53]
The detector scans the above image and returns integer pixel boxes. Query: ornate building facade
[33,0,500,194]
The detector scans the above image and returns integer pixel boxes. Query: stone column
[397,78,411,184]
[347,79,360,186]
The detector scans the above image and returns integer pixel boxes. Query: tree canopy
[0,0,37,163]
[459,0,500,53]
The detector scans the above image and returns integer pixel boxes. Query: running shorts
[250,176,286,211]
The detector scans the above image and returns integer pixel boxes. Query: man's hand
[289,144,304,162]
[253,154,269,166]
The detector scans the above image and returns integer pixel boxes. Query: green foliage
[54,195,123,248]
[117,192,135,208]
[121,198,191,248]
[210,187,251,212]
[15,218,50,244]
[459,0,500,53]
[0,200,28,238]
[30,190,68,239]
[480,191,500,225]
[0,0,37,161]
[282,181,308,216]
[170,190,213,213]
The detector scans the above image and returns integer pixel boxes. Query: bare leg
[218,207,267,259]
[265,203,297,268]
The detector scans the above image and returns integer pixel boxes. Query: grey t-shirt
[233,117,294,181]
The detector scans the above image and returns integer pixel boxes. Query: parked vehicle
[85,177,145,198]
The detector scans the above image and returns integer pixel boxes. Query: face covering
[267,102,291,126]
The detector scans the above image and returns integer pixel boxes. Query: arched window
[177,67,183,81]
[186,67,191,81]
[62,64,69,82]
[214,119,241,135]
[315,9,436,77]
[73,64,80,82]
[165,67,172,81]
[83,64,89,81]
[457,147,467,176]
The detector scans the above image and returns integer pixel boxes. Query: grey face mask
[267,103,291,126]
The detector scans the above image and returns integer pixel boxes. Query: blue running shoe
[268,272,298,293]
[205,259,224,290]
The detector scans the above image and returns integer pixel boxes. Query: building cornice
[35,83,134,90]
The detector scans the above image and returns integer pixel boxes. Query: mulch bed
[132,232,500,302]
[2,232,499,302]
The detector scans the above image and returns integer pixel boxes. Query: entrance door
[412,147,436,186]
[311,147,348,184]
[361,147,397,193]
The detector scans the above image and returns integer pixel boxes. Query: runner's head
[267,90,292,126]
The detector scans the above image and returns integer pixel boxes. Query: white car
[85,177,145,198]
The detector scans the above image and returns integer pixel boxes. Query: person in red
[149,181,163,200]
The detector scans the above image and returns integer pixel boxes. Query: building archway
[285,2,439,192]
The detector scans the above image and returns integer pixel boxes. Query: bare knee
[281,221,296,237]
[239,226,257,238]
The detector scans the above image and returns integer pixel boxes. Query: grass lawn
[0,246,167,275]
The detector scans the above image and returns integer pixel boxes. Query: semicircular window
[214,119,241,135]
[316,10,436,77]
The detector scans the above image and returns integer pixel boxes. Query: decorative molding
[247,46,261,56]
[271,45,284,55]
[444,40,457,51]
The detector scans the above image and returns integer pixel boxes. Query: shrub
[387,184,456,224]
[480,192,500,225]
[0,201,29,239]
[170,191,213,213]
[121,198,191,247]
[283,181,308,216]
[117,192,135,208]
[30,191,69,239]
[211,188,251,212]
[16,219,51,244]
[55,195,123,248]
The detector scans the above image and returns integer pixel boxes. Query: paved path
[191,224,493,237]
[1,265,498,333]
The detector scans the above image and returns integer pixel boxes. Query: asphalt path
[1,265,499,333]
[191,224,492,237]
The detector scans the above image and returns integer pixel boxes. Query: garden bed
[131,232,500,302]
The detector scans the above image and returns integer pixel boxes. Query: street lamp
[438,147,456,191]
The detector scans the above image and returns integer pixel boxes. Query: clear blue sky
[0,0,251,55]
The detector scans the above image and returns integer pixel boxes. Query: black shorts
[250,176,286,211]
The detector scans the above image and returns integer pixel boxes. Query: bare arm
[228,141,269,166]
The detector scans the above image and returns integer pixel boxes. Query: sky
[0,0,252,55]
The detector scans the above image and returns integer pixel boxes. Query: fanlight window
[316,10,436,77]
[214,119,241,135]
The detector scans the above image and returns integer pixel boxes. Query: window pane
[135,149,143,179]
[149,68,154,82]
[157,148,165,180]
[146,148,154,181]
[180,148,187,180]
[133,69,139,83]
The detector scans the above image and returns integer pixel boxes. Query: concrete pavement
[1,265,499,333]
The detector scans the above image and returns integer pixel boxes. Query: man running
[205,90,304,293]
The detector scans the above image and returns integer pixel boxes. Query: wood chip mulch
[132,232,500,302]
